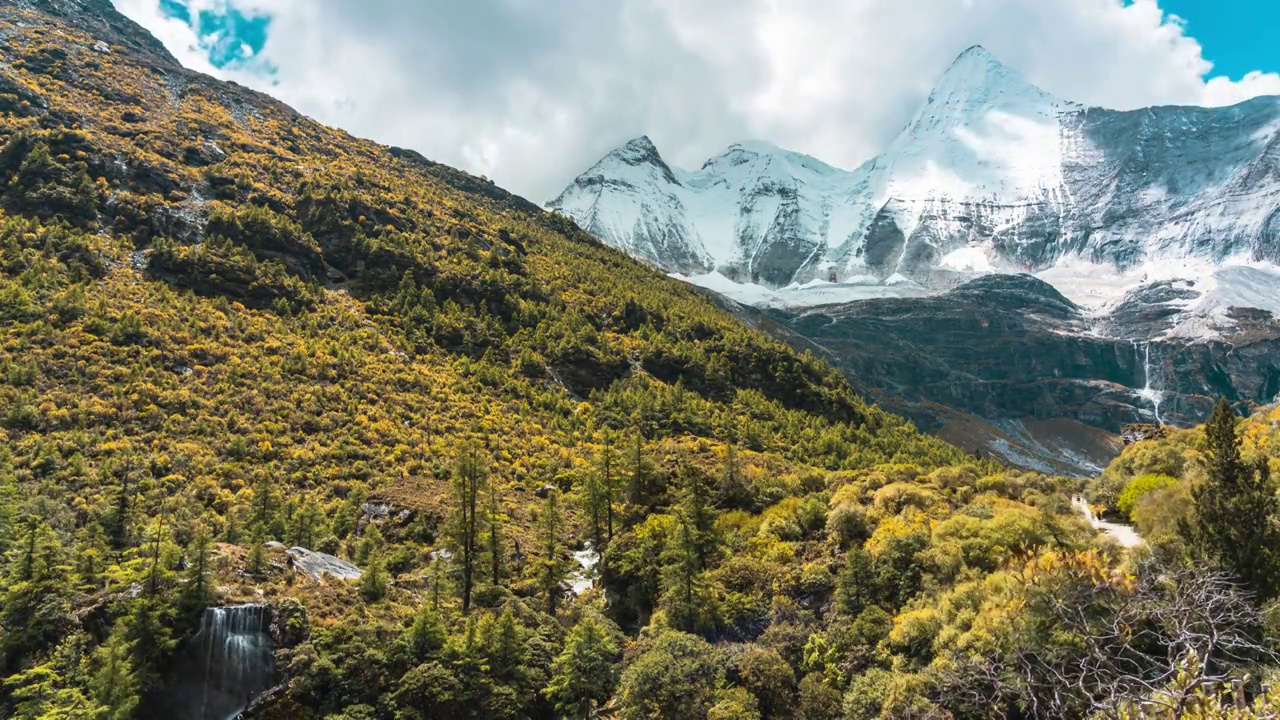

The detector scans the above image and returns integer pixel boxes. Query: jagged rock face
[549,47,1280,298]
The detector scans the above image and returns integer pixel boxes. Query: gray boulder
[286,546,362,582]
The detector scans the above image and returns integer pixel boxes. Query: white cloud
[112,0,1280,203]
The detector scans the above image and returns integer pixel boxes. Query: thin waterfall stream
[1133,341,1164,424]
[571,542,599,595]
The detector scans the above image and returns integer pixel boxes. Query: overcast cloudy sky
[112,0,1280,203]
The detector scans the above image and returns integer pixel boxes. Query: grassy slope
[0,0,973,606]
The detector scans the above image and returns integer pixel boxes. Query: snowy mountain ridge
[549,45,1280,341]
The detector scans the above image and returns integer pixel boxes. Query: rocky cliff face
[772,276,1278,422]
[742,275,1280,474]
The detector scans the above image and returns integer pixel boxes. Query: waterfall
[1133,341,1164,425]
[145,605,278,720]
[197,605,276,720]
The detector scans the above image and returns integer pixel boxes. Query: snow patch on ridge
[1037,256,1280,340]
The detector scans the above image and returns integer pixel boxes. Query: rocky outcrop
[285,546,363,582]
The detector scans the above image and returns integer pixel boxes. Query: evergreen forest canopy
[1,2,1280,718]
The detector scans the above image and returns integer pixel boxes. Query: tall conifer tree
[1186,399,1280,598]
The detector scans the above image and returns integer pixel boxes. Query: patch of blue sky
[158,0,191,25]
[1131,0,1280,81]
[158,0,274,72]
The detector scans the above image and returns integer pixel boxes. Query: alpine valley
[551,45,1280,475]
[8,2,1280,720]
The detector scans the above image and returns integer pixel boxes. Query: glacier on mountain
[548,46,1280,340]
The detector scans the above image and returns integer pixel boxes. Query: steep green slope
[5,3,1275,720]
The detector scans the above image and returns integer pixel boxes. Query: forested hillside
[1,2,1279,719]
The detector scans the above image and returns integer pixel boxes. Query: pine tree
[179,531,214,615]
[393,271,419,314]
[141,515,172,598]
[544,613,621,719]
[483,608,529,685]
[676,456,717,570]
[583,461,608,556]
[4,632,104,719]
[719,442,752,510]
[1186,399,1280,598]
[428,554,446,612]
[403,604,447,663]
[659,509,705,632]
[123,599,175,690]
[73,523,109,593]
[657,460,721,632]
[355,521,385,565]
[539,488,569,615]
[836,547,877,617]
[251,470,276,540]
[451,441,488,614]
[0,462,17,557]
[289,497,324,550]
[361,553,388,602]
[91,624,140,720]
[1,517,72,672]
[625,431,655,523]
[223,507,241,545]
[486,472,503,587]
[247,525,268,577]
[104,474,132,552]
[598,438,619,543]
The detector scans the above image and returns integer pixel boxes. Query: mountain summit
[930,45,1043,99]
[921,46,1025,111]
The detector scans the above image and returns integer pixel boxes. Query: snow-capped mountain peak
[927,45,1049,105]
[877,46,1075,205]
[607,135,665,166]
[549,46,1280,341]
[590,135,680,184]
[700,141,845,180]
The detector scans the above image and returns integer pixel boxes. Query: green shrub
[1118,474,1177,519]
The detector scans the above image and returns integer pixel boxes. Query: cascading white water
[199,605,276,720]
[148,605,278,720]
[1133,341,1164,425]
[570,542,599,595]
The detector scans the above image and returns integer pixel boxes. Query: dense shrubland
[2,3,1280,719]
